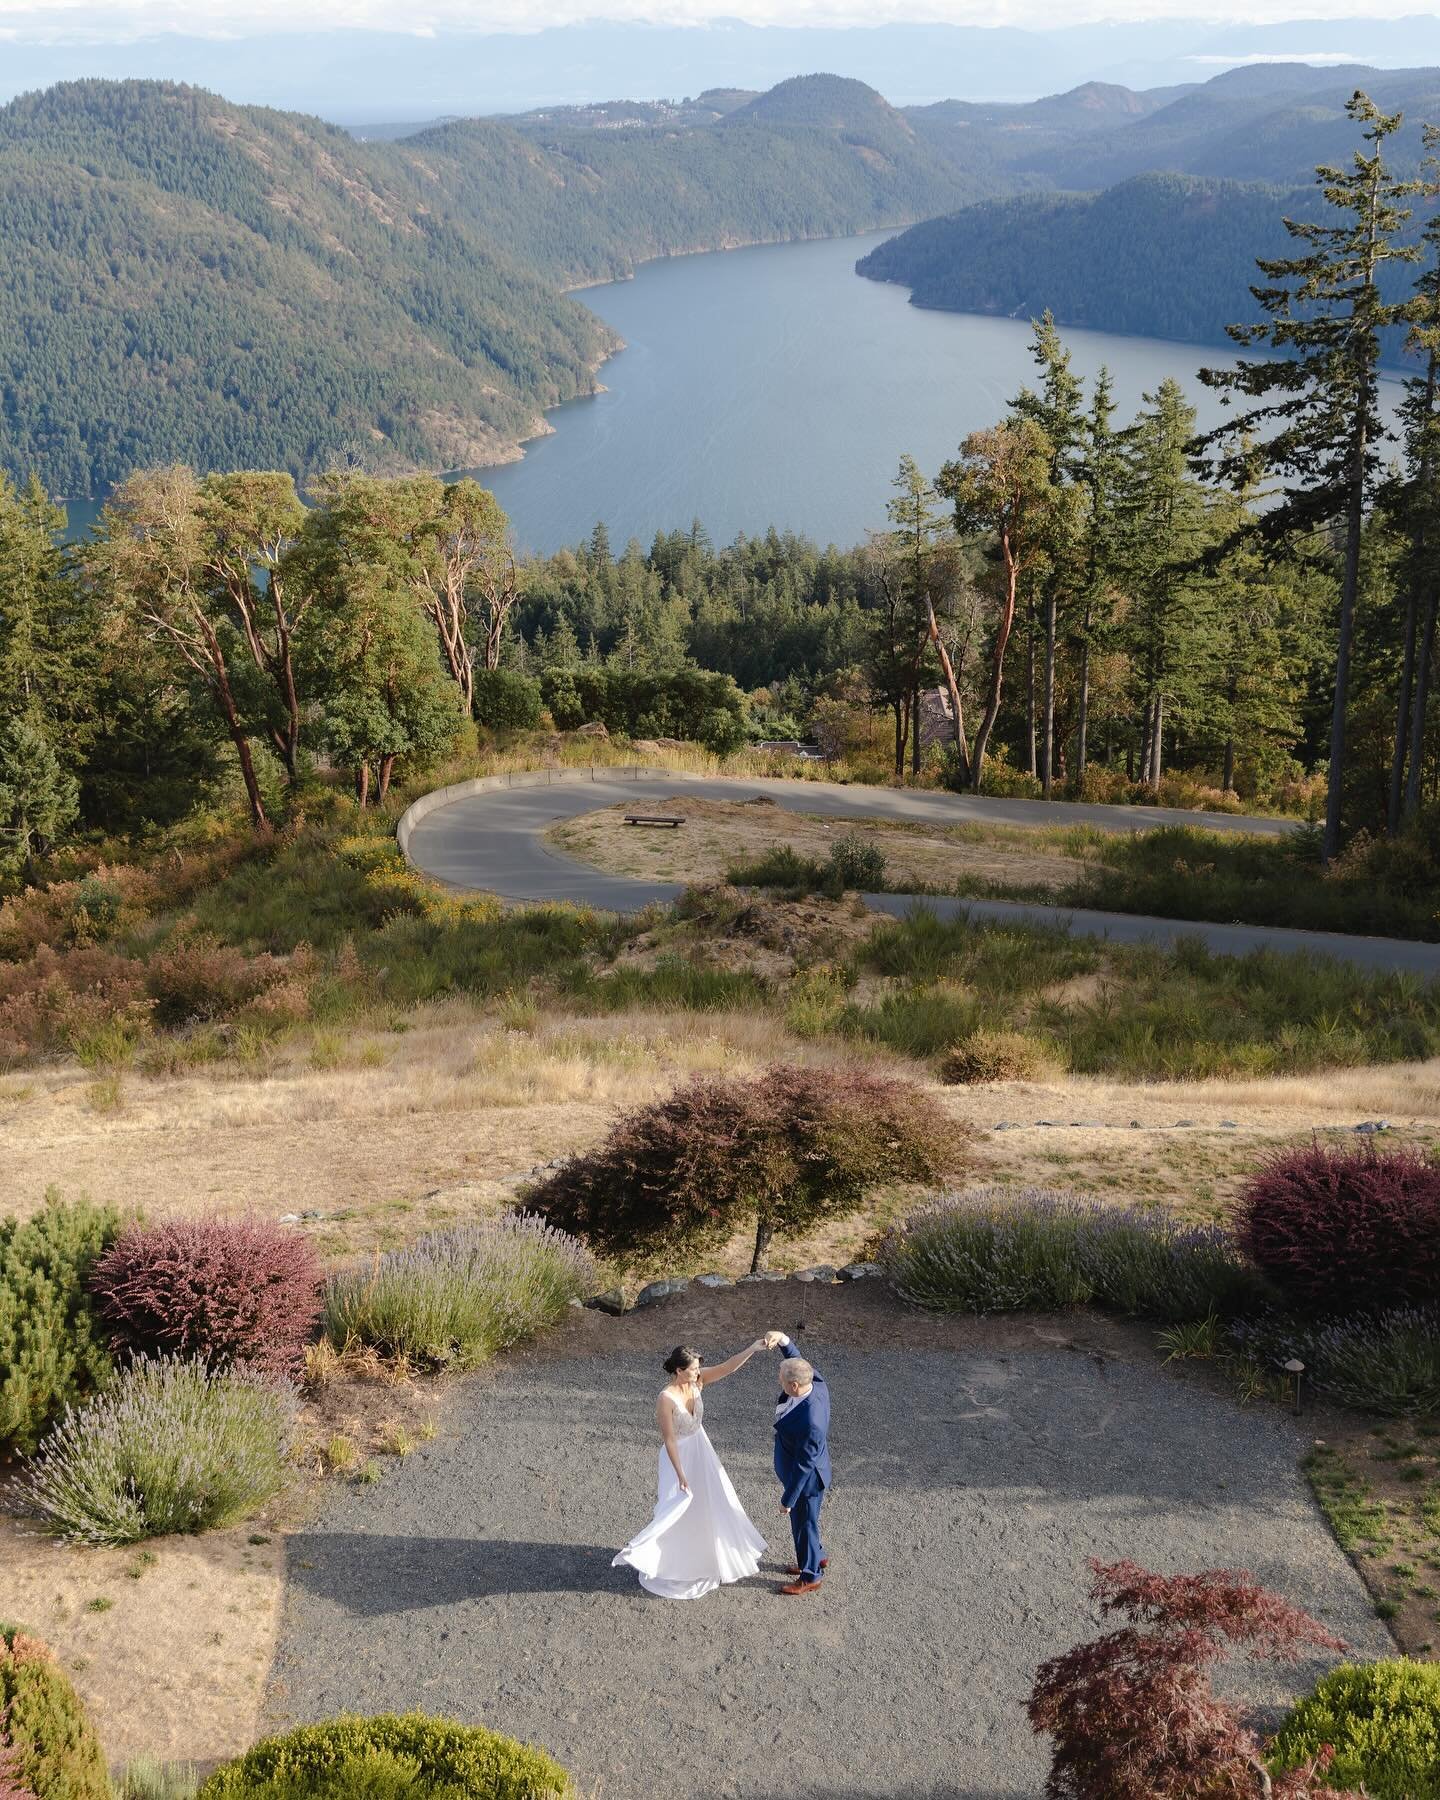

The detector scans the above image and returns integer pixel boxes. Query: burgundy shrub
[527,1063,966,1270]
[1234,1142,1440,1313]
[1028,1560,1358,1800]
[89,1217,323,1377]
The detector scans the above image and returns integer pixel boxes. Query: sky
[0,0,1431,41]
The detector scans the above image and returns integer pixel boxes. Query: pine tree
[1198,91,1419,858]
[1117,380,1218,790]
[0,715,79,879]
[1011,312,1087,797]
[1392,122,1440,826]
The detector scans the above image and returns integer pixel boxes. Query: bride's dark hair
[663,1346,700,1375]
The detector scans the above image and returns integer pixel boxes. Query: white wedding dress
[612,1388,766,1599]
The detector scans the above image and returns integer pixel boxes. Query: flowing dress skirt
[613,1426,766,1600]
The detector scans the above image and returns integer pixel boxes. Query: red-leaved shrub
[142,934,312,1028]
[528,1063,966,1271]
[89,1218,323,1377]
[1028,1560,1358,1800]
[1234,1142,1440,1313]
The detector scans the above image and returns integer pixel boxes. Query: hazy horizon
[2,14,1439,117]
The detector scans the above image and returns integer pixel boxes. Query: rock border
[586,1263,884,1314]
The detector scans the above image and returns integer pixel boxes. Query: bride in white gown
[612,1337,776,1600]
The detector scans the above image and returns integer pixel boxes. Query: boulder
[630,739,662,754]
[837,1262,884,1282]
[634,1277,692,1309]
[573,720,609,739]
[584,1288,626,1316]
[695,1273,735,1289]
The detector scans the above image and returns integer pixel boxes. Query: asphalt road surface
[268,1286,1391,1800]
[402,771,1440,976]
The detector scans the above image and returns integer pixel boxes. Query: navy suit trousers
[789,1490,825,1581]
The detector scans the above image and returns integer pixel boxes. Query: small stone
[633,1277,692,1309]
[1354,1119,1390,1133]
[837,1262,883,1282]
[792,1265,836,1284]
[584,1288,626,1316]
[1174,1120,1195,1128]
[737,1270,787,1284]
[992,1122,1012,1132]
[695,1273,735,1289]
[1035,1119,1057,1127]
[277,1213,301,1223]
[1130,1120,1143,1129]
[1220,1121,1238,1129]
[300,1210,325,1220]
[567,1297,584,1309]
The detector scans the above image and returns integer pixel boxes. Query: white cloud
[0,0,1430,42]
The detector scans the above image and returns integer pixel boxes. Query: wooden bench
[623,814,684,829]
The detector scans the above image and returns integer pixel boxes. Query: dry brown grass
[8,987,1438,1263]
[547,795,1079,891]
[0,1510,280,1771]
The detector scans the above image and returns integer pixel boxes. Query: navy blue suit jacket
[773,1340,831,1510]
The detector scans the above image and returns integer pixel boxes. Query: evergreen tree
[1011,312,1086,797]
[1199,91,1420,858]
[1118,380,1218,789]
[0,714,79,879]
[1074,367,1127,779]
[1392,122,1440,826]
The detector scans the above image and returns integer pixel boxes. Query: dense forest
[0,74,968,497]
[856,175,1305,348]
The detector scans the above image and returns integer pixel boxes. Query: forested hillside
[0,74,969,495]
[857,175,1302,347]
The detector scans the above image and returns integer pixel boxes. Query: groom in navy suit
[768,1331,830,1596]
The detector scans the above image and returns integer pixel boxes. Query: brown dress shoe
[787,1560,829,1575]
[779,1578,824,1596]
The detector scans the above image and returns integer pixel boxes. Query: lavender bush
[1234,1306,1440,1416]
[22,1356,299,1545]
[323,1212,596,1370]
[882,1187,1269,1321]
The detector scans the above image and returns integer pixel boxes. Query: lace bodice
[665,1388,704,1437]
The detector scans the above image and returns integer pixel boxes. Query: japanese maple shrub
[1234,1142,1440,1314]
[1027,1559,1361,1800]
[90,1217,323,1377]
[528,1063,964,1271]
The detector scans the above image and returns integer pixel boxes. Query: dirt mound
[619,882,876,979]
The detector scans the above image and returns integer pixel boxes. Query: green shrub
[23,1356,299,1546]
[472,670,542,736]
[825,832,886,891]
[0,1626,110,1800]
[1234,1307,1440,1416]
[939,1029,1049,1085]
[196,1713,569,1800]
[1271,1659,1440,1798]
[883,1187,1269,1320]
[323,1214,595,1371]
[0,1196,120,1454]
[117,1760,199,1800]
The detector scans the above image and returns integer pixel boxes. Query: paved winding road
[402,769,1440,976]
[268,1286,1391,1800]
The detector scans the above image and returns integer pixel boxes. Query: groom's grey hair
[780,1356,813,1385]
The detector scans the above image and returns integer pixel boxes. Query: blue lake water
[62,229,1406,550]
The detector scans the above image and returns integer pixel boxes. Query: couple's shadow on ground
[288,1533,791,1614]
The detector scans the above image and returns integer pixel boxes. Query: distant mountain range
[859,61,1440,352]
[4,17,1440,117]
